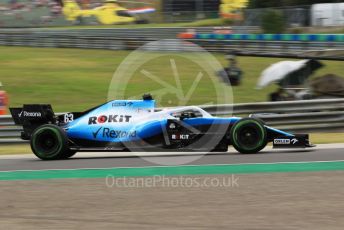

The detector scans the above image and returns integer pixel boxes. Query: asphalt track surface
[1,145,344,172]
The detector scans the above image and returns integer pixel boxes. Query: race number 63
[64,113,74,123]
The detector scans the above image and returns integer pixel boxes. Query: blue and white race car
[10,95,313,160]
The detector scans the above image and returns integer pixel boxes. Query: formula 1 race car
[10,95,314,160]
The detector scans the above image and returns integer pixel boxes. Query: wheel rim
[232,120,266,151]
[237,125,260,148]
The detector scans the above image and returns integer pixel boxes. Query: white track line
[1,160,344,173]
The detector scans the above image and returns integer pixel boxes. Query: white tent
[311,3,344,26]
[256,60,309,89]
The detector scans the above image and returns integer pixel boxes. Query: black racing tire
[230,118,267,154]
[30,124,70,160]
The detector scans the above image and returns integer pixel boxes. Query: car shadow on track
[64,149,316,161]
[22,148,316,162]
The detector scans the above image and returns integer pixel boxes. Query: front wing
[272,134,314,149]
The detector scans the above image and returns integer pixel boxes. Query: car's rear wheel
[30,124,71,160]
[230,118,267,154]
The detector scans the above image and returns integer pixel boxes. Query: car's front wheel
[30,124,71,160]
[230,118,267,154]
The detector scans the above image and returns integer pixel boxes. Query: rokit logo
[19,111,42,118]
[88,115,132,125]
[171,134,190,140]
[92,127,137,139]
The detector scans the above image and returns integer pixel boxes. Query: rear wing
[10,104,56,140]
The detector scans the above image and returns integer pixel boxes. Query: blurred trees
[261,10,286,33]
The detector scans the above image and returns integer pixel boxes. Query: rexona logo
[92,127,137,139]
[19,111,42,118]
[88,115,132,125]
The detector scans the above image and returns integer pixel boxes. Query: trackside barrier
[201,98,344,115]
[0,29,342,60]
[201,99,344,133]
[193,33,344,42]
[1,98,344,144]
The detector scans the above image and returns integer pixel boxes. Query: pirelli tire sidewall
[30,124,69,160]
[230,118,268,154]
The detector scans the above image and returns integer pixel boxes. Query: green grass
[0,46,342,112]
[0,46,342,156]
[177,18,229,27]
[310,133,344,144]
[0,144,31,155]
